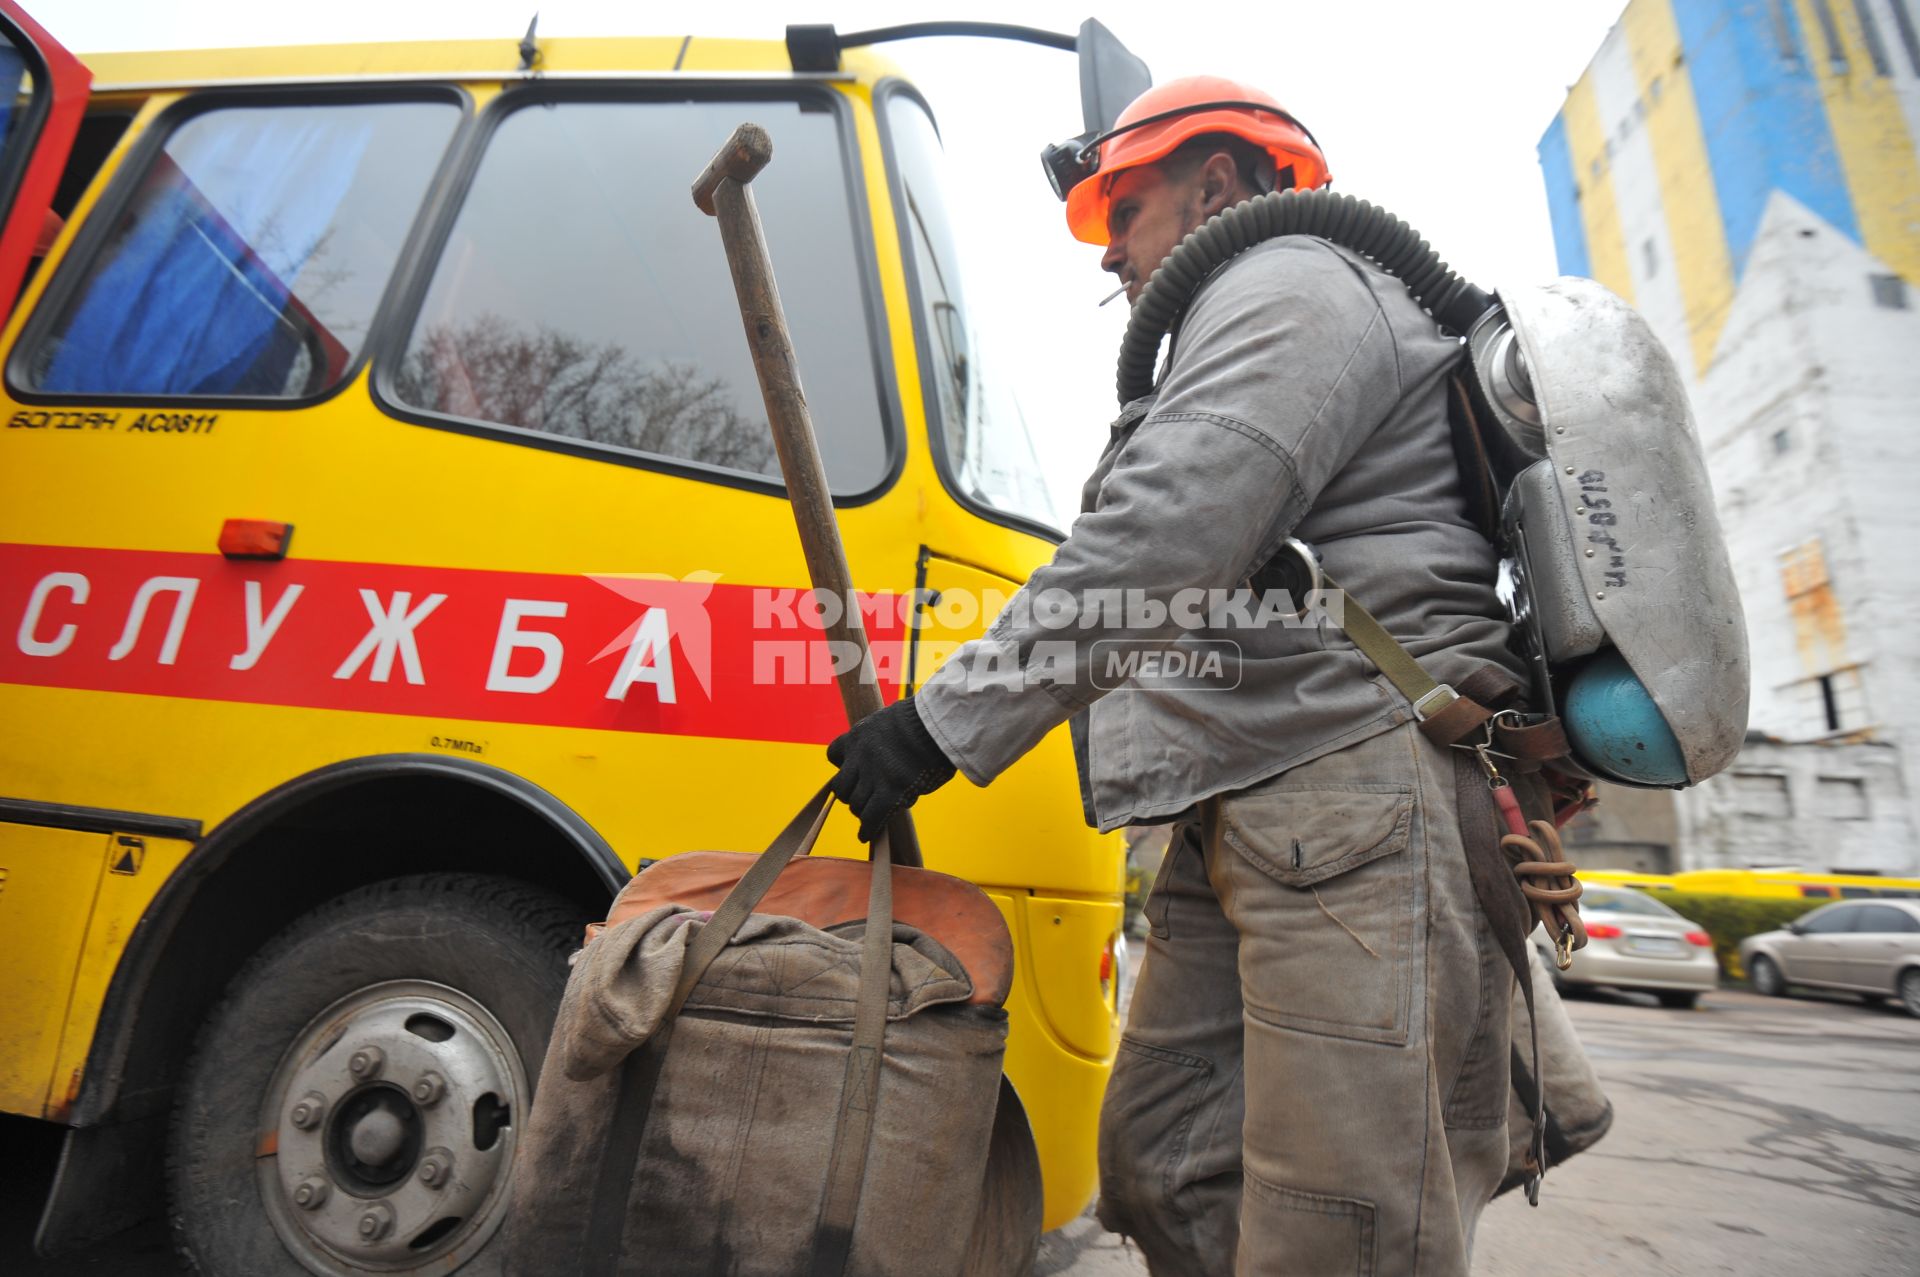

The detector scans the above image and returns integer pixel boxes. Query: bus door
[0,0,94,1119]
[0,2,85,318]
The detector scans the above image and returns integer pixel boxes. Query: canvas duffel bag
[507,785,1014,1277]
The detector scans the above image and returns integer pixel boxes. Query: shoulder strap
[1447,368,1503,544]
[809,825,894,1276]
[1322,566,1557,766]
[1322,567,1494,748]
[1445,361,1539,546]
[582,787,837,1275]
[582,788,902,1277]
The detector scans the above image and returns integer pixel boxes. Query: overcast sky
[37,0,1628,515]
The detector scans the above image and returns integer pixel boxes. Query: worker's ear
[1198,151,1240,218]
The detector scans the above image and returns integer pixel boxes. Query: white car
[1535,885,1720,1008]
[1740,900,1920,1016]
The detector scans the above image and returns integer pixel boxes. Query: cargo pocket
[1240,1171,1376,1276]
[1096,1039,1212,1246]
[1217,783,1415,1044]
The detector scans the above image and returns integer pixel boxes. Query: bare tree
[393,314,776,474]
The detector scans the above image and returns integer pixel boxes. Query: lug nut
[347,1045,386,1079]
[292,1178,330,1210]
[357,1200,395,1242]
[289,1092,327,1131]
[417,1147,454,1189]
[411,1071,447,1106]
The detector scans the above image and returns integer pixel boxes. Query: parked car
[1741,900,1920,1016]
[1536,885,1720,1007]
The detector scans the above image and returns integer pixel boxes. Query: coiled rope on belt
[1493,783,1587,963]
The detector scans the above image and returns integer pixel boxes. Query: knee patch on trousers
[1241,1170,1377,1276]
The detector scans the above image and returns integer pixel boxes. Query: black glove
[825,697,957,842]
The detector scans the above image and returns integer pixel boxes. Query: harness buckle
[1412,684,1457,721]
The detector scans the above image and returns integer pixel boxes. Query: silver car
[1740,899,1920,1016]
[1535,885,1720,1008]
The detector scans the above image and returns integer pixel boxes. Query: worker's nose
[1100,238,1126,277]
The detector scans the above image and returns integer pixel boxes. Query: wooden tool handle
[692,122,773,215]
[693,123,922,867]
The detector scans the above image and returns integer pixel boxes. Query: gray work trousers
[1096,720,1512,1275]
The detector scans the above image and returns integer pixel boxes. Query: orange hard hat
[1062,75,1330,246]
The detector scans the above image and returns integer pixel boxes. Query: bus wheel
[169,874,579,1277]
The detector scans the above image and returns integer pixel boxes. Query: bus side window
[1799,885,1837,898]
[384,94,888,491]
[16,96,459,400]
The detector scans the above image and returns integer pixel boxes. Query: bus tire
[168,873,578,1277]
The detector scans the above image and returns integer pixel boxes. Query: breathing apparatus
[1042,92,1750,792]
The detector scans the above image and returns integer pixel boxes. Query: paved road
[8,987,1917,1274]
[1475,986,1919,1276]
[1040,985,1920,1276]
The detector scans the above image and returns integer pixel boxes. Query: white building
[1540,0,1920,874]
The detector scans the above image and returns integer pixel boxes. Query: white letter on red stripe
[17,572,89,657]
[108,576,200,664]
[230,581,305,672]
[604,607,677,704]
[333,590,446,685]
[487,599,567,695]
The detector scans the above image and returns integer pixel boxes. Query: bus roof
[77,36,903,92]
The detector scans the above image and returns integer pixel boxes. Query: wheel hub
[258,981,526,1274]
[328,1086,423,1193]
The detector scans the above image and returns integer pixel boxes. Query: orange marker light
[218,519,293,560]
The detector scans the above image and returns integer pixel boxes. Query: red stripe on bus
[0,544,906,744]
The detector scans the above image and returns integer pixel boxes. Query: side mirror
[1786,920,1807,935]
[1077,18,1151,134]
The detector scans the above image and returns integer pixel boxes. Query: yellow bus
[1586,868,1920,900]
[0,13,1130,1271]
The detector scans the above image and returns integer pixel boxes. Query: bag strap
[583,788,905,1276]
[670,786,840,1009]
[810,820,895,1276]
[582,786,838,1276]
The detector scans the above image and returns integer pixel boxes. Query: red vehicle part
[0,1,89,319]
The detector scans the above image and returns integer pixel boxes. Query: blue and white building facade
[1540,0,1920,873]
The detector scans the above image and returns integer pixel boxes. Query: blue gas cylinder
[1562,649,1689,787]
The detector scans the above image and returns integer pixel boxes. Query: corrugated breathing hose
[1116,188,1497,404]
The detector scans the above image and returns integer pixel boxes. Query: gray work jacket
[913,235,1525,830]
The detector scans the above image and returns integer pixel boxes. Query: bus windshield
[884,91,1061,532]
